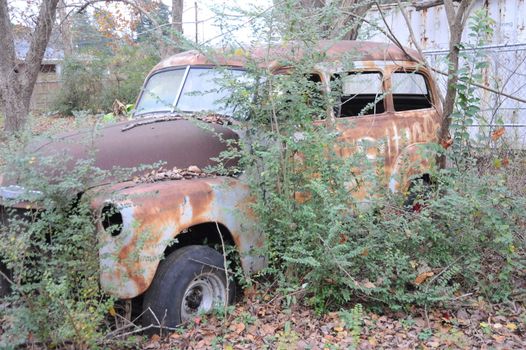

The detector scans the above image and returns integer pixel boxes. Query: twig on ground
[215,221,230,323]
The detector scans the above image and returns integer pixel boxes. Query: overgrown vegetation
[53,44,159,115]
[0,1,524,348]
[0,137,110,347]
[0,130,159,347]
[218,4,526,314]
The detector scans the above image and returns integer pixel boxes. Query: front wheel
[142,245,234,328]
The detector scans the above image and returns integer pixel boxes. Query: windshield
[135,67,246,117]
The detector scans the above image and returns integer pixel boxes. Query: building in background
[15,39,64,113]
[365,0,526,148]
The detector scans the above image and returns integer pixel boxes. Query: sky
[9,0,273,45]
[161,0,273,45]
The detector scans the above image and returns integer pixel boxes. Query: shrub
[52,56,106,115]
[0,133,136,347]
[52,44,159,115]
[208,2,526,314]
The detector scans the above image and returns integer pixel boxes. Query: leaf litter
[138,290,526,350]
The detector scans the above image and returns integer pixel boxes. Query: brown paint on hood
[18,116,239,186]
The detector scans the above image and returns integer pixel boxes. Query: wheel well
[130,222,237,320]
[418,173,432,185]
[164,222,236,258]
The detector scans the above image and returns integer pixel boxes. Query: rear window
[391,72,432,111]
[332,72,385,117]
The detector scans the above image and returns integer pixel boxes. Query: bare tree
[438,0,475,147]
[299,0,374,40]
[0,0,60,133]
[376,0,474,159]
[58,0,73,56]
[171,0,183,44]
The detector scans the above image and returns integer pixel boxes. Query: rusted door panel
[334,108,440,195]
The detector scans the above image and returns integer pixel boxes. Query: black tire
[142,245,234,329]
[0,261,11,298]
[404,177,432,211]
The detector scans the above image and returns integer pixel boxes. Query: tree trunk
[0,0,60,133]
[172,0,183,34]
[170,0,183,54]
[439,0,473,144]
[2,79,32,133]
[58,0,73,56]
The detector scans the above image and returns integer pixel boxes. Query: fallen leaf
[414,271,434,285]
[187,165,202,173]
[506,322,517,331]
[231,322,246,334]
[491,127,505,141]
[492,334,505,343]
[492,323,503,330]
[363,281,376,289]
[108,306,116,317]
[260,323,277,336]
[440,138,453,149]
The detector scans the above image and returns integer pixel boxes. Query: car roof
[150,40,422,73]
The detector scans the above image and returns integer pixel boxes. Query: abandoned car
[0,41,442,327]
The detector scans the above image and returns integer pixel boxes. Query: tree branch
[23,0,60,90]
[395,0,445,105]
[0,0,17,77]
[411,0,460,11]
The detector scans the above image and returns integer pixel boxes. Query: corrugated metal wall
[365,0,526,147]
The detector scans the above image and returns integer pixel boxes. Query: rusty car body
[0,40,441,326]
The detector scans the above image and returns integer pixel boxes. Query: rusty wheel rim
[180,272,226,322]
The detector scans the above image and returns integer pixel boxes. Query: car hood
[1,115,239,189]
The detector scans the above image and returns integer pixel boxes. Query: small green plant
[418,328,434,341]
[339,304,363,347]
[401,316,415,329]
[276,321,299,350]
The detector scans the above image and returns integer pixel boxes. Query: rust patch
[97,177,262,298]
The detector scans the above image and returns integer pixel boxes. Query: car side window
[391,72,432,111]
[331,72,385,117]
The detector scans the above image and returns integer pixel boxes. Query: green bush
[210,2,526,314]
[243,79,525,312]
[0,134,131,347]
[52,44,159,115]
[52,57,106,115]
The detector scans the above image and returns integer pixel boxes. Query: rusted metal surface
[332,64,441,194]
[95,177,262,299]
[151,40,422,73]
